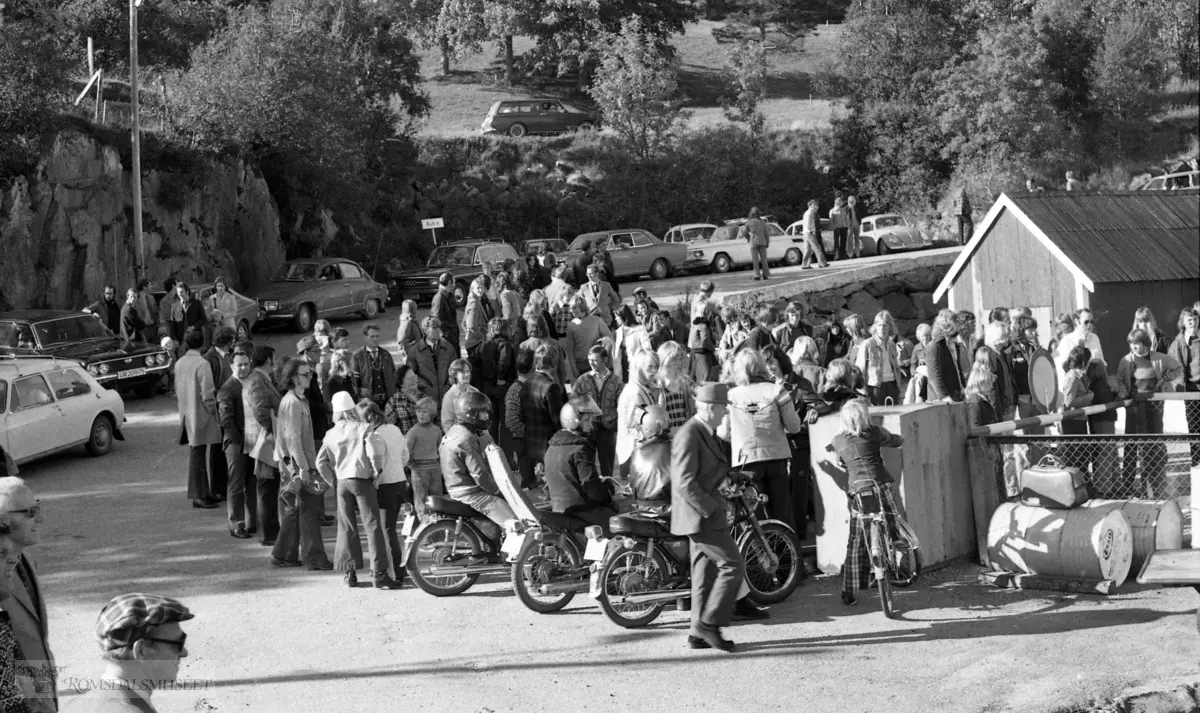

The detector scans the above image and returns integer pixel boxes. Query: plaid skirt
[842,484,900,596]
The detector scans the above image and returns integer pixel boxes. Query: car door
[607,233,636,276]
[45,367,95,442]
[339,262,367,310]
[6,373,66,462]
[317,263,347,314]
[629,231,656,273]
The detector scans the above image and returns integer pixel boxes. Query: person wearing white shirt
[1053,308,1105,374]
[360,399,411,587]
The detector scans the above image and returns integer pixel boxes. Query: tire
[597,544,671,628]
[648,259,669,281]
[237,319,252,341]
[711,254,732,274]
[511,533,582,614]
[508,123,527,137]
[361,298,380,319]
[453,281,469,308]
[577,121,595,131]
[740,522,803,605]
[85,414,115,457]
[869,520,897,619]
[293,304,315,333]
[406,520,484,596]
[877,242,892,256]
[891,545,922,588]
[783,248,801,266]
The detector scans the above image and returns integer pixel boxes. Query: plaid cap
[95,594,193,650]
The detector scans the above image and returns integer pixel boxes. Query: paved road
[18,391,1198,713]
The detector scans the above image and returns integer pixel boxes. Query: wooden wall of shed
[1090,279,1200,361]
[973,209,1078,318]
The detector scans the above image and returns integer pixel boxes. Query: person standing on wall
[829,196,850,261]
[845,195,862,259]
[799,200,828,270]
[737,207,771,281]
[953,187,973,246]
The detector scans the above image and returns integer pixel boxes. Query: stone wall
[0,128,285,311]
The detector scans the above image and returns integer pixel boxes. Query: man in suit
[168,282,207,354]
[203,326,237,502]
[430,272,459,356]
[580,263,621,326]
[84,284,120,333]
[519,345,564,488]
[176,331,223,509]
[219,349,257,538]
[351,324,396,410]
[0,478,56,712]
[298,335,334,527]
[670,382,745,653]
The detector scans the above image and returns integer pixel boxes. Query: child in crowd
[656,341,694,435]
[406,397,444,520]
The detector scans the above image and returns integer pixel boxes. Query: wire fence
[987,435,1197,502]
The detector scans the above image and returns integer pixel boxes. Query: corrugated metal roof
[1008,191,1200,283]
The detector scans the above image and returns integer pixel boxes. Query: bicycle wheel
[890,514,922,588]
[869,519,896,619]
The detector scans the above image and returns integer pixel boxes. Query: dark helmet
[455,390,492,432]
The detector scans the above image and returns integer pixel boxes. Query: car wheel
[453,281,469,308]
[649,259,669,280]
[508,123,527,137]
[878,242,892,256]
[237,319,252,341]
[86,414,115,457]
[784,248,801,266]
[293,304,315,333]
[362,298,380,319]
[711,254,732,274]
[577,121,595,132]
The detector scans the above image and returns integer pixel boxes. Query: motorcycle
[588,472,803,628]
[402,494,514,596]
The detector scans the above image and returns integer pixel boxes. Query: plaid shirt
[384,389,420,434]
[573,369,623,431]
[552,303,573,337]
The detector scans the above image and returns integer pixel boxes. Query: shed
[933,190,1200,362]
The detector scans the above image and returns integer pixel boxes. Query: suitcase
[1019,455,1089,509]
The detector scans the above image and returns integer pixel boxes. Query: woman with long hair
[843,313,871,366]
[823,318,850,366]
[322,348,357,416]
[358,399,410,586]
[395,299,423,362]
[963,355,998,428]
[1131,307,1166,353]
[496,272,526,343]
[480,318,517,440]
[273,357,333,571]
[616,348,662,473]
[208,276,238,330]
[655,341,694,435]
[926,309,965,402]
[854,310,903,406]
[524,289,558,339]
[1046,313,1075,356]
[441,358,481,432]
[383,364,422,434]
[819,358,866,414]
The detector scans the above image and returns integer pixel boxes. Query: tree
[1090,11,1169,156]
[587,17,688,159]
[722,38,767,137]
[0,1,71,175]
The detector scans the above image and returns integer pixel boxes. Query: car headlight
[144,355,157,367]
[263,301,279,311]
[98,363,110,375]
[88,364,99,376]
[159,352,169,365]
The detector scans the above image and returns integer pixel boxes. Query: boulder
[880,291,918,320]
[897,318,923,339]
[864,275,904,298]
[845,290,883,320]
[911,291,938,319]
[806,289,845,315]
[896,266,946,293]
[839,281,866,296]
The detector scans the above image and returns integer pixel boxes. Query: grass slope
[414,20,844,137]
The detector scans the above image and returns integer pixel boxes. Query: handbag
[1019,454,1088,509]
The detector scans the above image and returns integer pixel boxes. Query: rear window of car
[340,263,363,279]
[682,227,714,240]
[631,232,652,247]
[711,226,738,241]
[569,236,602,251]
[46,368,90,400]
[876,216,905,229]
[13,374,53,410]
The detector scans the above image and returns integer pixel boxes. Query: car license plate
[584,537,609,562]
[589,565,603,599]
[501,532,526,560]
[400,514,417,539]
[117,367,146,379]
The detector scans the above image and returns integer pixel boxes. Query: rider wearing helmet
[441,390,517,526]
[543,395,615,531]
[626,405,672,517]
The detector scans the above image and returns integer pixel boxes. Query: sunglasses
[1081,320,1093,325]
[145,633,187,652]
[6,500,41,518]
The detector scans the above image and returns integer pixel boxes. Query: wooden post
[130,0,146,280]
[967,438,1004,567]
[980,571,1116,595]
[95,69,103,122]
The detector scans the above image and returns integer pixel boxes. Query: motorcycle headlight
[98,363,110,375]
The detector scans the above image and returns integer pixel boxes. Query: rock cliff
[0,128,285,310]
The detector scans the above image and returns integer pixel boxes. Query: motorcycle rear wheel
[511,534,582,614]
[740,522,803,605]
[597,545,671,628]
[406,520,484,596]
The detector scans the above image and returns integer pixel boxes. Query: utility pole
[129,0,146,281]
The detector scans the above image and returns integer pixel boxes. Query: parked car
[557,230,688,281]
[1140,170,1199,190]
[858,214,933,255]
[388,239,521,307]
[663,223,718,244]
[153,283,258,341]
[689,218,799,273]
[255,258,389,333]
[514,238,570,266]
[0,356,126,465]
[784,217,837,257]
[0,311,171,398]
[481,100,599,137]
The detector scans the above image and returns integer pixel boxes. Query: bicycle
[848,479,922,619]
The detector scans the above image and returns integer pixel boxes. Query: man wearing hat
[670,382,745,653]
[630,286,659,314]
[66,594,193,712]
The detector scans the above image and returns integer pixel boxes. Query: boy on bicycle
[829,399,904,606]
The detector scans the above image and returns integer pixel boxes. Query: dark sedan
[0,311,172,397]
[254,258,389,333]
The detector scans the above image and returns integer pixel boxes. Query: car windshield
[569,236,602,251]
[427,246,476,266]
[272,263,319,281]
[561,102,586,114]
[33,316,114,346]
[767,223,784,236]
[875,216,907,229]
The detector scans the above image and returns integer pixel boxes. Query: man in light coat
[670,382,745,653]
[176,330,223,509]
[736,207,771,281]
[0,478,56,712]
[580,263,621,326]
[799,200,828,269]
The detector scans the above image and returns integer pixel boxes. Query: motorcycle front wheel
[597,545,671,628]
[511,533,582,614]
[740,522,803,605]
[406,520,484,597]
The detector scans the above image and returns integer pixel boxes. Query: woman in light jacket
[207,276,239,330]
[317,393,399,589]
[616,349,662,473]
[727,348,805,530]
[273,357,333,571]
[854,310,903,406]
[360,399,410,585]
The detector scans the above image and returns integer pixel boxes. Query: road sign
[421,218,444,230]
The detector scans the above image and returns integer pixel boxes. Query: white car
[662,223,718,244]
[0,356,125,466]
[858,213,933,255]
[685,219,801,274]
[784,218,837,257]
